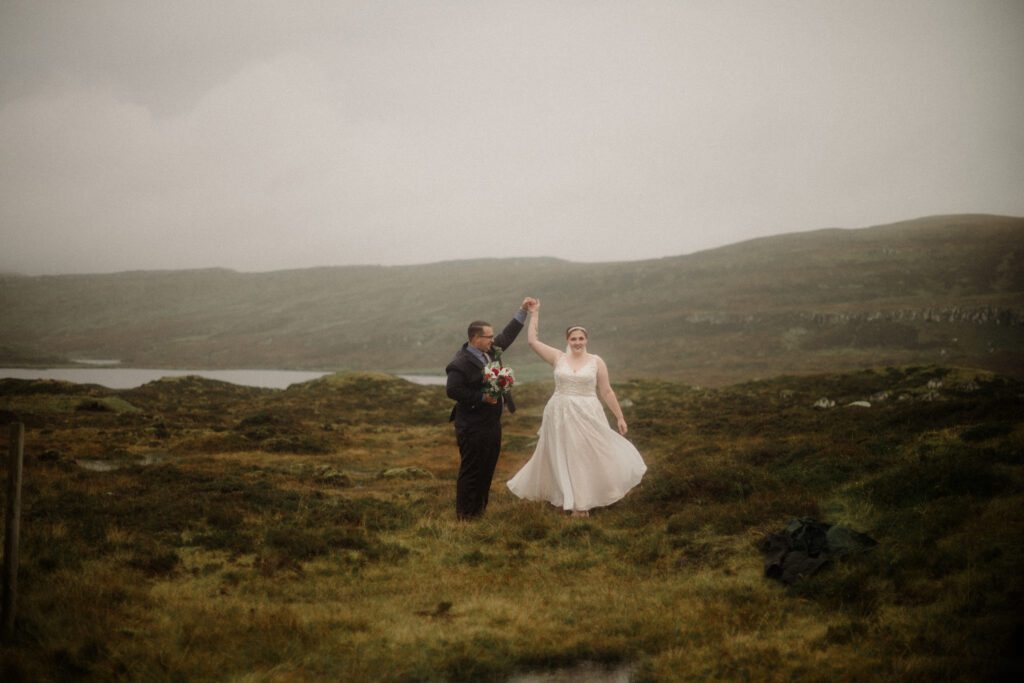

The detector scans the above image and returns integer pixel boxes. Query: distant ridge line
[1,213,1021,385]
[1,213,1020,278]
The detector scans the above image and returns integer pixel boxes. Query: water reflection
[76,451,168,472]
[0,367,447,390]
[0,367,327,389]
[508,662,634,683]
[398,374,446,386]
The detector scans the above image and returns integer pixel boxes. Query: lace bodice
[553,354,598,397]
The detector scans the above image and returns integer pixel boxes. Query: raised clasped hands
[521,297,540,312]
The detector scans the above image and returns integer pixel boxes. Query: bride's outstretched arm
[596,356,628,435]
[527,301,561,366]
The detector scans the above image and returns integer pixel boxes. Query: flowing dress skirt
[507,389,646,511]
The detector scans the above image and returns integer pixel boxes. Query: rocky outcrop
[678,307,1023,327]
[799,307,1023,326]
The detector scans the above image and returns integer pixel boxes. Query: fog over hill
[1,214,1021,385]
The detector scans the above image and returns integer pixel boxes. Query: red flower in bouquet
[482,361,515,398]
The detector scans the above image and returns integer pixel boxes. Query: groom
[446,297,535,520]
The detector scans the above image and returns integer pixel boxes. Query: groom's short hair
[467,321,491,339]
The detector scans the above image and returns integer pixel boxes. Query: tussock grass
[1,366,1022,680]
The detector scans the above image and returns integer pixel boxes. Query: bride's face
[567,331,588,354]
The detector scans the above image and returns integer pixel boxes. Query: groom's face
[470,326,494,352]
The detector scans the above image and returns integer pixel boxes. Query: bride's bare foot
[571,510,589,518]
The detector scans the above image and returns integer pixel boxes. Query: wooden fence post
[2,419,24,641]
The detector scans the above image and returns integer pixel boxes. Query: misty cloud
[1,1,1022,274]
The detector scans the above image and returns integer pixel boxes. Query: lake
[0,367,446,390]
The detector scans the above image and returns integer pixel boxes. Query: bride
[506,299,647,517]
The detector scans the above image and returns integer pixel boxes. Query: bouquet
[482,346,515,398]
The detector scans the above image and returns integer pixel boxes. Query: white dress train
[507,354,646,511]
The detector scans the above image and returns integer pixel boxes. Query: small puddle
[508,662,634,683]
[76,451,169,471]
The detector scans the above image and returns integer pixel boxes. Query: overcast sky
[1,1,1022,275]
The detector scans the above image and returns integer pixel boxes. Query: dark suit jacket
[445,316,524,429]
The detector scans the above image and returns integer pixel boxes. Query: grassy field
[0,366,1022,681]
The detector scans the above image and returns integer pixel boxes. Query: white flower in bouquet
[482,346,515,398]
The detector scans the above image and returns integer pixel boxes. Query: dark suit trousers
[455,420,502,519]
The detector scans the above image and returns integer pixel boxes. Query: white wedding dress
[507,353,647,511]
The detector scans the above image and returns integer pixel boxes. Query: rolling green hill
[1,214,1021,385]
